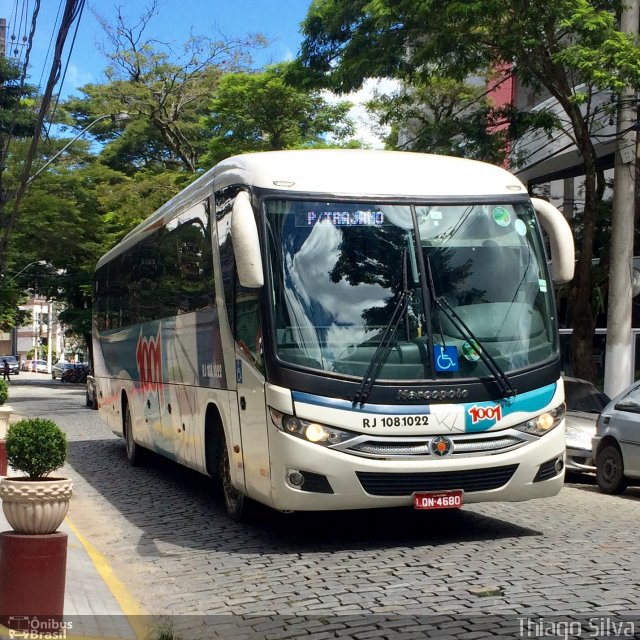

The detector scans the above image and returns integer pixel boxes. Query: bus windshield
[265,199,557,382]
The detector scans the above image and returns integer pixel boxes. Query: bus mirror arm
[530,198,575,285]
[232,191,264,288]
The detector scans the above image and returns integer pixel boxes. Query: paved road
[6,375,640,638]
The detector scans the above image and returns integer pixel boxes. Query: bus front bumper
[263,424,566,512]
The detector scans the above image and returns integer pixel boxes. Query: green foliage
[5,418,67,478]
[202,62,357,166]
[0,380,8,405]
[147,617,182,640]
[65,4,267,173]
[296,1,640,102]
[367,77,558,162]
[0,56,37,141]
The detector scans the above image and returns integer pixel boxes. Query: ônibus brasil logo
[136,326,162,396]
[467,404,502,425]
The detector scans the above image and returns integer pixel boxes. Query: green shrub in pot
[5,418,67,478]
[0,418,72,534]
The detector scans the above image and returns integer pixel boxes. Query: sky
[1,0,387,146]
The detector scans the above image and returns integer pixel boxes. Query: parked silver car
[593,380,640,494]
[52,361,75,380]
[564,377,610,474]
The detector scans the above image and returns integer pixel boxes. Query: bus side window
[216,186,262,367]
[159,201,214,317]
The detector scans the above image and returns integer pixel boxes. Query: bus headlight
[270,409,353,446]
[515,404,565,437]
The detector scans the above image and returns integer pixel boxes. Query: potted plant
[0,418,73,534]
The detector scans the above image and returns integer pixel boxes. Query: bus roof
[99,150,528,268]
[213,149,527,198]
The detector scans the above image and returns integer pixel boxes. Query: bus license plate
[413,490,463,510]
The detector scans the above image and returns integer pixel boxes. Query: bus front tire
[596,444,628,495]
[219,441,254,522]
[124,403,145,467]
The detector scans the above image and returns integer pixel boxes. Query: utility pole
[46,301,53,373]
[0,18,6,57]
[604,0,640,397]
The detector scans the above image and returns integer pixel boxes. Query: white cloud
[323,77,400,149]
[63,64,95,93]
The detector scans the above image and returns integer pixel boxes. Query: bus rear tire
[219,439,255,522]
[124,402,145,467]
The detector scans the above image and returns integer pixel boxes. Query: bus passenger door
[233,293,270,504]
[216,185,270,504]
[235,352,269,503]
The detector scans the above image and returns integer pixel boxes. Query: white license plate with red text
[413,489,464,510]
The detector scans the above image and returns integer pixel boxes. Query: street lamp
[3,260,47,283]
[27,112,130,185]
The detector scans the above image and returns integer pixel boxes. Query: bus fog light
[288,471,304,486]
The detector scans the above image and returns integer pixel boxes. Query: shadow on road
[65,435,540,558]
[565,469,640,503]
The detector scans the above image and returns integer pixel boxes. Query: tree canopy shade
[295,0,640,382]
[202,63,357,166]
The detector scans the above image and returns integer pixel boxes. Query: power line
[37,0,65,92]
[46,0,86,137]
[0,0,88,276]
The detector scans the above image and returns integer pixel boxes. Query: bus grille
[346,435,525,458]
[355,464,519,496]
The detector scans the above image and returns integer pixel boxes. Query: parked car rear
[30,359,47,373]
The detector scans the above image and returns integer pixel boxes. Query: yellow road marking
[65,518,149,640]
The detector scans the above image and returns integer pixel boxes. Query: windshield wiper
[425,256,516,399]
[352,289,410,408]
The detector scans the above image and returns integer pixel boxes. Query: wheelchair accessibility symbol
[434,345,459,372]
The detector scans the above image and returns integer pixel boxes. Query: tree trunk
[564,114,604,384]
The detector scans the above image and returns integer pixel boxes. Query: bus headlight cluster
[515,404,565,437]
[270,409,353,446]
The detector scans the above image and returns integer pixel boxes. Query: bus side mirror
[231,191,264,288]
[531,197,575,284]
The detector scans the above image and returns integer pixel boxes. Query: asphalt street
[5,373,640,639]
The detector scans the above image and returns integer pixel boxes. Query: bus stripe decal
[292,391,431,415]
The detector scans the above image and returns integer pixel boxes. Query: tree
[0,56,38,299]
[366,76,557,163]
[64,1,267,174]
[294,0,640,382]
[202,62,357,166]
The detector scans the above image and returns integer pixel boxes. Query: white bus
[93,150,574,520]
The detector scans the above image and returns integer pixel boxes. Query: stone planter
[0,478,73,534]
